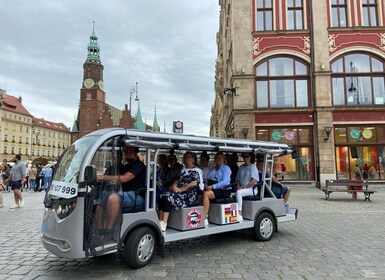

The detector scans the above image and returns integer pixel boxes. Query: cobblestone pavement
[1,186,385,280]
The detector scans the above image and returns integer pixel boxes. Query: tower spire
[87,21,101,63]
[152,105,160,132]
[134,101,146,130]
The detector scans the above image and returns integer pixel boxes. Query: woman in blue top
[202,152,231,225]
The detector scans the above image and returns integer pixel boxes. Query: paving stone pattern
[1,187,384,279]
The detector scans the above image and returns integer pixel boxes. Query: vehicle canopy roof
[85,128,292,156]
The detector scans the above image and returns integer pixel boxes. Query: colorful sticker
[186,208,202,228]
[362,129,373,139]
[284,130,295,141]
[349,129,360,139]
[272,131,282,141]
[224,203,238,223]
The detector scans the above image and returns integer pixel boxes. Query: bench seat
[322,180,378,201]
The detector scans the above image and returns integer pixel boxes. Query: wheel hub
[137,234,154,262]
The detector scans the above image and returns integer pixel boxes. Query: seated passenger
[235,152,259,221]
[155,154,171,202]
[158,151,201,232]
[199,152,211,185]
[162,154,183,189]
[202,152,231,225]
[256,156,291,212]
[96,146,146,240]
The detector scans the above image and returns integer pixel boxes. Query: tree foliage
[32,157,48,167]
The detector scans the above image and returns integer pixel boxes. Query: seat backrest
[243,181,273,201]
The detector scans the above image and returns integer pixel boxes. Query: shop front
[335,125,385,180]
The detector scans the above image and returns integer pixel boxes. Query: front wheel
[252,212,275,241]
[124,227,156,269]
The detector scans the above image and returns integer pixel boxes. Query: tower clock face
[98,80,104,90]
[83,78,95,89]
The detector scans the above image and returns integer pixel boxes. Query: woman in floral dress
[158,151,201,231]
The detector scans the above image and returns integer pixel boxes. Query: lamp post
[129,82,139,128]
[30,130,40,160]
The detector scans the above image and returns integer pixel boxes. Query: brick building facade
[71,25,134,142]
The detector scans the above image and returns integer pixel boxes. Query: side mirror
[84,165,97,185]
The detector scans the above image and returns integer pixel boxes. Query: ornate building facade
[212,0,385,184]
[0,89,70,161]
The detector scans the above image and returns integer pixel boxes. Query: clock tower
[78,22,107,138]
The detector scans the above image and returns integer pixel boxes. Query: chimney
[18,96,22,103]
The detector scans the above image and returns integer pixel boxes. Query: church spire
[152,105,160,132]
[134,102,146,130]
[86,21,101,63]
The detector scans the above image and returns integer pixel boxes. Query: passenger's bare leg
[158,210,164,221]
[162,212,169,223]
[203,190,215,219]
[106,194,120,230]
[283,187,291,203]
[96,204,105,230]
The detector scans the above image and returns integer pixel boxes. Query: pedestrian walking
[6,155,26,209]
[43,164,53,191]
[29,165,38,192]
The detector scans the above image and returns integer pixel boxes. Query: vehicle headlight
[54,199,77,219]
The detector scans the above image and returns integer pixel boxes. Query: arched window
[331,53,385,106]
[255,57,309,108]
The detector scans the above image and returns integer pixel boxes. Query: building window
[331,53,385,106]
[11,147,14,154]
[3,146,7,154]
[256,127,313,180]
[19,136,22,143]
[331,0,347,27]
[19,126,23,132]
[335,125,385,179]
[25,148,28,155]
[287,0,303,30]
[362,0,378,27]
[4,134,7,141]
[255,57,309,108]
[257,0,273,31]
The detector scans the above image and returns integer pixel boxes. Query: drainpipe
[309,0,320,186]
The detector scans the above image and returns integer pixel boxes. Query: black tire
[252,212,275,241]
[124,227,156,269]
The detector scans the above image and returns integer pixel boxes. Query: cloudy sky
[0,0,219,136]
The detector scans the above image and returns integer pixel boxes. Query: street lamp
[30,130,40,160]
[129,82,139,128]
[241,128,249,139]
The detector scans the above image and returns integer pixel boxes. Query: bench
[322,179,377,201]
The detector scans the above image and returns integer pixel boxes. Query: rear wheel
[124,227,156,269]
[252,212,275,241]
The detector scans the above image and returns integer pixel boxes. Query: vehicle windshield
[53,136,97,183]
